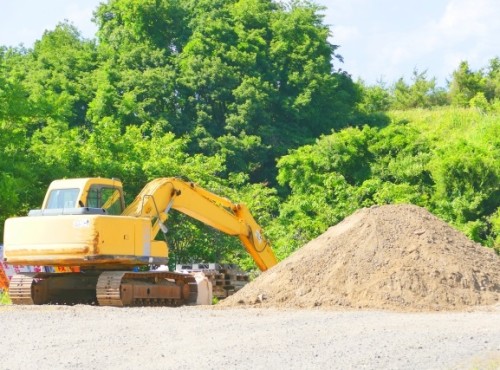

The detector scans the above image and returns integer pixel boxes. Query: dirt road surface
[1,305,499,370]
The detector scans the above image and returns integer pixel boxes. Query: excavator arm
[122,178,278,271]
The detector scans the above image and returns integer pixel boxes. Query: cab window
[87,186,124,215]
[46,189,80,209]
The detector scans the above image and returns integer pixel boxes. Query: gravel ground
[0,305,499,370]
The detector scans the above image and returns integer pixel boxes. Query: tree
[449,61,485,107]
[391,69,447,109]
[0,47,35,237]
[24,23,97,129]
[484,57,500,102]
[271,126,375,255]
[429,139,500,225]
[356,79,392,114]
[269,106,500,255]
[90,0,359,184]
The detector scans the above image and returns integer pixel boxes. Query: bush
[0,291,11,305]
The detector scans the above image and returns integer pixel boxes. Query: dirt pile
[221,204,500,311]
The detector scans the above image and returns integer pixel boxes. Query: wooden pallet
[175,265,250,299]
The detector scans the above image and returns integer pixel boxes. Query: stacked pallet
[175,263,250,299]
[210,267,249,299]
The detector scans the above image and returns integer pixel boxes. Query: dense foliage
[0,0,498,272]
[270,109,500,257]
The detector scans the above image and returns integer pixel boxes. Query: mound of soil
[221,204,500,311]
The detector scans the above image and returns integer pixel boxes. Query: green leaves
[391,69,447,110]
[429,139,499,224]
[87,0,359,187]
[270,107,500,255]
[449,61,485,107]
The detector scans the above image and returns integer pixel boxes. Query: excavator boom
[123,178,277,271]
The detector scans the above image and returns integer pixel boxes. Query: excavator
[3,177,278,306]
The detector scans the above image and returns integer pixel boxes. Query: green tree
[0,47,35,238]
[270,107,500,255]
[272,126,374,255]
[391,69,447,109]
[469,92,490,111]
[449,61,485,107]
[91,0,358,184]
[429,139,500,225]
[356,79,392,114]
[484,57,500,102]
[24,23,97,128]
[16,24,98,190]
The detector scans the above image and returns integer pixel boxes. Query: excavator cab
[32,178,126,216]
[5,177,168,268]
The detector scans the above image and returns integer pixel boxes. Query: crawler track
[96,271,198,307]
[9,271,198,307]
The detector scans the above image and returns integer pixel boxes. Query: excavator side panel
[3,215,167,267]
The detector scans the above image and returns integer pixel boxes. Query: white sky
[0,0,499,87]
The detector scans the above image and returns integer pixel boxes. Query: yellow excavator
[3,177,278,306]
